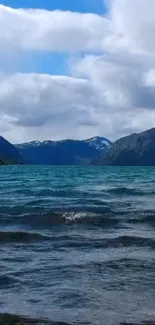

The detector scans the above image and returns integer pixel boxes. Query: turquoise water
[0,166,155,325]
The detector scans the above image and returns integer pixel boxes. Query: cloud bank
[1,0,155,142]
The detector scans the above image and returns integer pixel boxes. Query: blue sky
[1,0,106,14]
[0,0,107,75]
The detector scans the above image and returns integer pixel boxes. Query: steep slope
[93,128,155,166]
[0,136,22,164]
[16,139,101,165]
[84,136,112,153]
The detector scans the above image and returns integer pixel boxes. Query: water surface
[0,166,155,325]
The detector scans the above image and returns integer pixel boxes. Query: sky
[1,0,155,143]
[1,0,106,13]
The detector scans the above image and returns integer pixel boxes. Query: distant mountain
[91,128,155,166]
[0,134,111,166]
[84,136,112,152]
[0,136,21,165]
[16,140,99,165]
[16,137,111,165]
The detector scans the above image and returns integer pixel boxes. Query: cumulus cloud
[1,1,155,142]
[71,53,155,111]
[1,70,155,143]
[0,5,109,53]
[0,1,155,54]
[108,0,155,54]
[0,73,102,142]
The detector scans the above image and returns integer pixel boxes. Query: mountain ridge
[16,136,111,151]
[2,129,155,166]
[15,136,111,165]
[0,136,22,165]
[91,128,155,166]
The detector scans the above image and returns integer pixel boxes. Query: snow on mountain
[84,136,112,152]
[15,136,112,165]
[17,140,41,148]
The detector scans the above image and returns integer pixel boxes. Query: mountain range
[1,128,155,166]
[0,136,111,165]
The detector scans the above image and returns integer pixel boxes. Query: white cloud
[1,1,155,142]
[108,0,155,54]
[0,73,101,142]
[71,52,155,111]
[0,5,109,53]
[0,1,155,54]
[1,71,155,144]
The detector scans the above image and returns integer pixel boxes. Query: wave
[0,229,154,248]
[121,322,155,325]
[103,235,155,248]
[0,275,18,287]
[0,206,155,229]
[93,258,155,271]
[107,187,152,196]
[61,235,155,249]
[127,212,155,226]
[0,313,155,325]
[0,231,50,243]
[0,207,120,228]
[139,213,155,225]
[0,313,72,325]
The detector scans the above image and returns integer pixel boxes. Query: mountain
[16,137,111,165]
[16,139,100,165]
[0,136,22,165]
[91,128,155,166]
[84,136,112,152]
[0,135,111,166]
